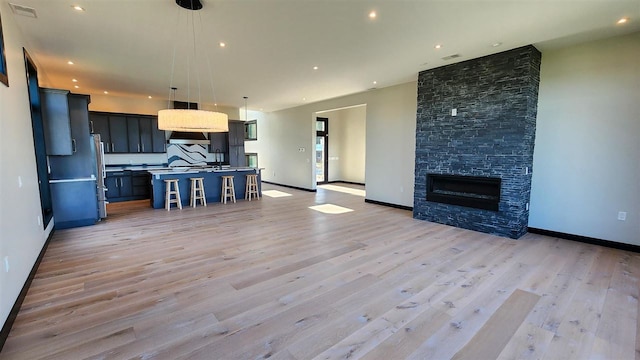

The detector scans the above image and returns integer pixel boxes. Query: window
[245,153,258,168]
[244,120,257,140]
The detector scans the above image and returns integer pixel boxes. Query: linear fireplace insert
[426,174,501,211]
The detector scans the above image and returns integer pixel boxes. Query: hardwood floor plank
[451,289,541,360]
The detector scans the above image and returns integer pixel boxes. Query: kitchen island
[148,167,261,209]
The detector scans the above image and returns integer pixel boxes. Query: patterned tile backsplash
[167,144,207,167]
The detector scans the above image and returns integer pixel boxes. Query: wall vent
[442,54,461,61]
[9,3,37,18]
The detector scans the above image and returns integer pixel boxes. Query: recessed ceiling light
[67,61,74,65]
[72,78,78,82]
[148,96,153,99]
[373,81,377,85]
[219,42,226,47]
[302,97,306,101]
[617,17,629,24]
[313,66,318,70]
[492,42,502,47]
[72,5,84,11]
[103,91,109,94]
[74,85,79,89]
[369,11,377,19]
[434,44,442,49]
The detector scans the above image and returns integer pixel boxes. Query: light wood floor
[1,183,639,359]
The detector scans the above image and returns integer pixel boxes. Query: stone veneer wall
[413,45,541,239]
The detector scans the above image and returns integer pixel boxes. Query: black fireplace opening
[427,174,501,211]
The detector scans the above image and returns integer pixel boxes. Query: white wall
[530,32,640,245]
[320,105,366,183]
[0,3,54,328]
[245,82,416,206]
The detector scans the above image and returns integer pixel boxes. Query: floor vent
[9,3,37,18]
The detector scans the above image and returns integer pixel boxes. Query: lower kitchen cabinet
[106,170,151,202]
[50,180,99,229]
[132,171,151,199]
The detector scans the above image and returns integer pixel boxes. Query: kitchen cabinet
[132,171,151,198]
[90,113,111,151]
[106,170,150,202]
[228,120,245,146]
[48,94,95,180]
[44,91,100,229]
[89,111,166,153]
[138,117,153,153]
[229,145,246,167]
[127,116,141,153]
[152,118,167,153]
[209,120,244,165]
[209,131,229,164]
[50,180,99,229]
[40,88,73,155]
[109,116,129,153]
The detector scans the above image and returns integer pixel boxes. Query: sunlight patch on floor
[317,184,365,197]
[309,204,354,214]
[262,190,293,198]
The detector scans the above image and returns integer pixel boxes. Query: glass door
[316,118,328,183]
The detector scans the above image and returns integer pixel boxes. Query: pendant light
[158,0,229,133]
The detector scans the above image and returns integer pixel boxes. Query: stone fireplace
[413,45,541,239]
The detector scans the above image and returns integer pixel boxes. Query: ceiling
[5,0,640,112]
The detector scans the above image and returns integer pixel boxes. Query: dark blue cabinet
[40,88,73,155]
[50,180,98,229]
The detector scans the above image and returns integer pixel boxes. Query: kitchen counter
[149,167,262,209]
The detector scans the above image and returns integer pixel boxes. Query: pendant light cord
[167,8,181,109]
[199,10,220,111]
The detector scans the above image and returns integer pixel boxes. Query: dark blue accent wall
[413,45,542,239]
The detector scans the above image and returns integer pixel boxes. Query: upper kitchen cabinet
[89,112,166,153]
[90,113,111,151]
[48,93,94,179]
[126,116,141,153]
[228,120,245,146]
[40,88,73,155]
[108,116,129,153]
[151,118,167,153]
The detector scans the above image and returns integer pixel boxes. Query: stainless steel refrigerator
[93,134,108,218]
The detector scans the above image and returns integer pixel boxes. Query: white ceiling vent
[442,54,461,61]
[9,3,37,18]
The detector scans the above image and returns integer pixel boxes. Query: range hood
[168,131,209,145]
[167,100,209,144]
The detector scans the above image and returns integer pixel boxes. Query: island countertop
[149,167,262,208]
[148,166,261,176]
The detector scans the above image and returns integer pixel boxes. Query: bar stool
[164,179,182,211]
[221,175,236,204]
[245,173,260,201]
[189,177,207,208]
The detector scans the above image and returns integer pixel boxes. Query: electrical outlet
[451,108,457,116]
[618,211,627,221]
[4,256,9,273]
[526,202,529,211]
[37,215,42,226]
[525,167,529,175]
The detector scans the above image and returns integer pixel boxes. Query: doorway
[24,49,53,228]
[315,117,328,184]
